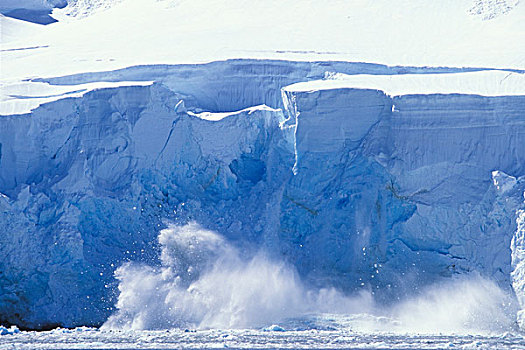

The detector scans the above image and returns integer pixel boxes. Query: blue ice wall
[1,60,524,329]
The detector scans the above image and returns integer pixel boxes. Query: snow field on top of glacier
[2,0,525,117]
[1,0,525,85]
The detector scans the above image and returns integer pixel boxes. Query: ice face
[0,60,525,329]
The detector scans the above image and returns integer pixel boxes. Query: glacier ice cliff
[0,59,525,329]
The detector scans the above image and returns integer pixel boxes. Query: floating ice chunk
[0,326,20,335]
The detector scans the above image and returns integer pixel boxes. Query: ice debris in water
[0,326,20,335]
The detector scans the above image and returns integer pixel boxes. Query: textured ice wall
[1,60,525,329]
[280,87,525,296]
[510,177,525,328]
[385,95,525,287]
[0,82,290,328]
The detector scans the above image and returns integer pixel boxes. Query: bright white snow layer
[1,0,525,85]
[285,71,525,97]
[188,105,280,122]
[0,81,153,115]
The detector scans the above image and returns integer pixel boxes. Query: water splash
[103,223,517,333]
[103,223,372,330]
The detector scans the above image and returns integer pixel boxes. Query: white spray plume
[103,222,372,330]
[103,223,518,334]
[390,276,517,334]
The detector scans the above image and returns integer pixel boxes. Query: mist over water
[103,223,518,334]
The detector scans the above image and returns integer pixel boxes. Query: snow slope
[1,0,525,85]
